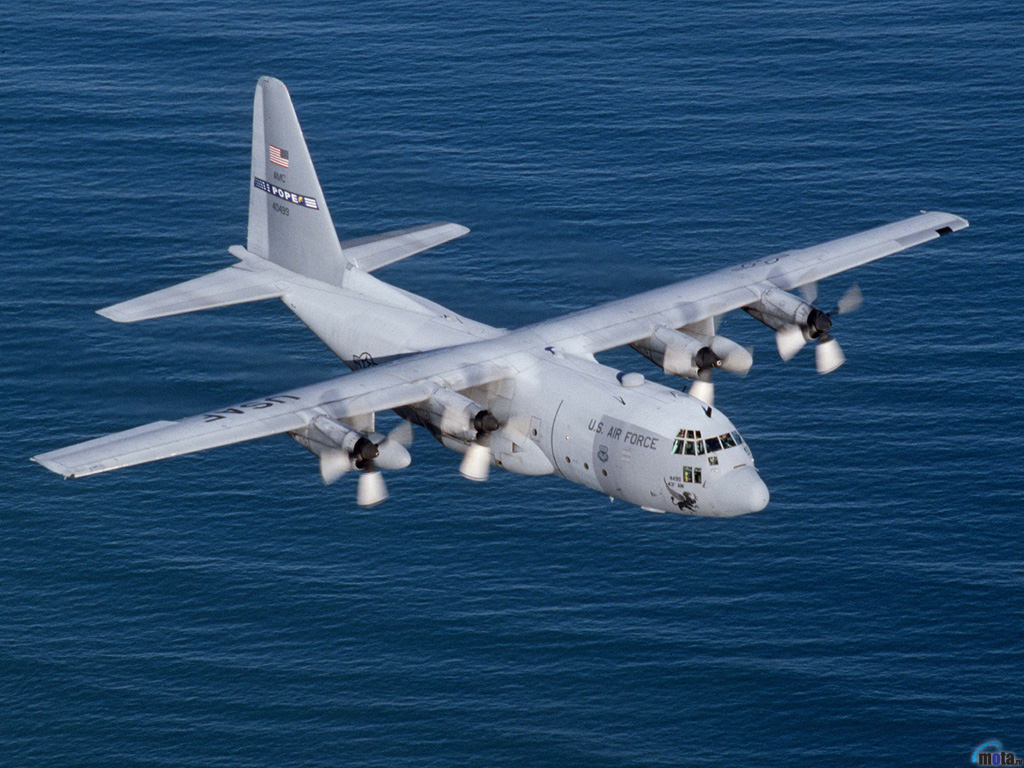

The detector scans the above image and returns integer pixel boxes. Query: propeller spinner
[688,337,753,406]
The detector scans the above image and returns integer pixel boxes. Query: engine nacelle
[632,327,752,379]
[418,388,499,443]
[743,287,831,339]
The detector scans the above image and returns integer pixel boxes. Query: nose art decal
[664,480,698,512]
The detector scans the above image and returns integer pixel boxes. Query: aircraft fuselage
[284,272,768,516]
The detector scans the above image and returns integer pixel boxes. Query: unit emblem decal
[254,177,319,209]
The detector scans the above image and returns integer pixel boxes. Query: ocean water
[3,1,1023,765]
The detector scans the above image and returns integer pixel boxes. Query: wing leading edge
[526,211,968,354]
[33,352,512,478]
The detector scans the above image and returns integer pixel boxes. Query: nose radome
[715,466,770,516]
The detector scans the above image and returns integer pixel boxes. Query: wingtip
[31,454,73,479]
[96,305,129,323]
[922,210,969,232]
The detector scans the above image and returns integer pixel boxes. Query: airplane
[32,77,969,517]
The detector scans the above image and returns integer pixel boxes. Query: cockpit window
[672,429,720,457]
[731,431,743,445]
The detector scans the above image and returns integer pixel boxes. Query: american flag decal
[269,145,289,168]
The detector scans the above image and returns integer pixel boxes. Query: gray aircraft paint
[32,77,968,517]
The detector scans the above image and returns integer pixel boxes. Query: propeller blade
[775,325,807,361]
[356,469,388,507]
[388,419,414,448]
[319,450,353,485]
[836,283,863,315]
[459,442,491,482]
[689,378,714,406]
[711,337,754,376]
[374,434,412,470]
[800,281,818,304]
[815,337,846,374]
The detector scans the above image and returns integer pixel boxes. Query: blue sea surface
[3,1,1023,765]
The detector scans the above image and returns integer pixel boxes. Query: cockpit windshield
[671,429,745,456]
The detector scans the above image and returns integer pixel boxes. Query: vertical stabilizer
[248,77,348,285]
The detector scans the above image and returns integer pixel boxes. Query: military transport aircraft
[33,77,968,516]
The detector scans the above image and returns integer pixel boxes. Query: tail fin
[247,77,348,285]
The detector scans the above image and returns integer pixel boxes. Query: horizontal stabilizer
[98,265,283,323]
[341,222,469,273]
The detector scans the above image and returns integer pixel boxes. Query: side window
[680,466,704,484]
[731,431,743,445]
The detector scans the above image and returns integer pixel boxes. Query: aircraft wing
[33,349,509,478]
[35,211,966,479]
[527,211,968,353]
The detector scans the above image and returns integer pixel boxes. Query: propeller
[458,410,500,482]
[318,436,377,485]
[319,421,414,507]
[688,337,754,406]
[776,283,862,373]
[319,449,354,485]
[356,466,388,507]
[775,323,808,361]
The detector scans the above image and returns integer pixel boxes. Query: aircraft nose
[714,466,770,516]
